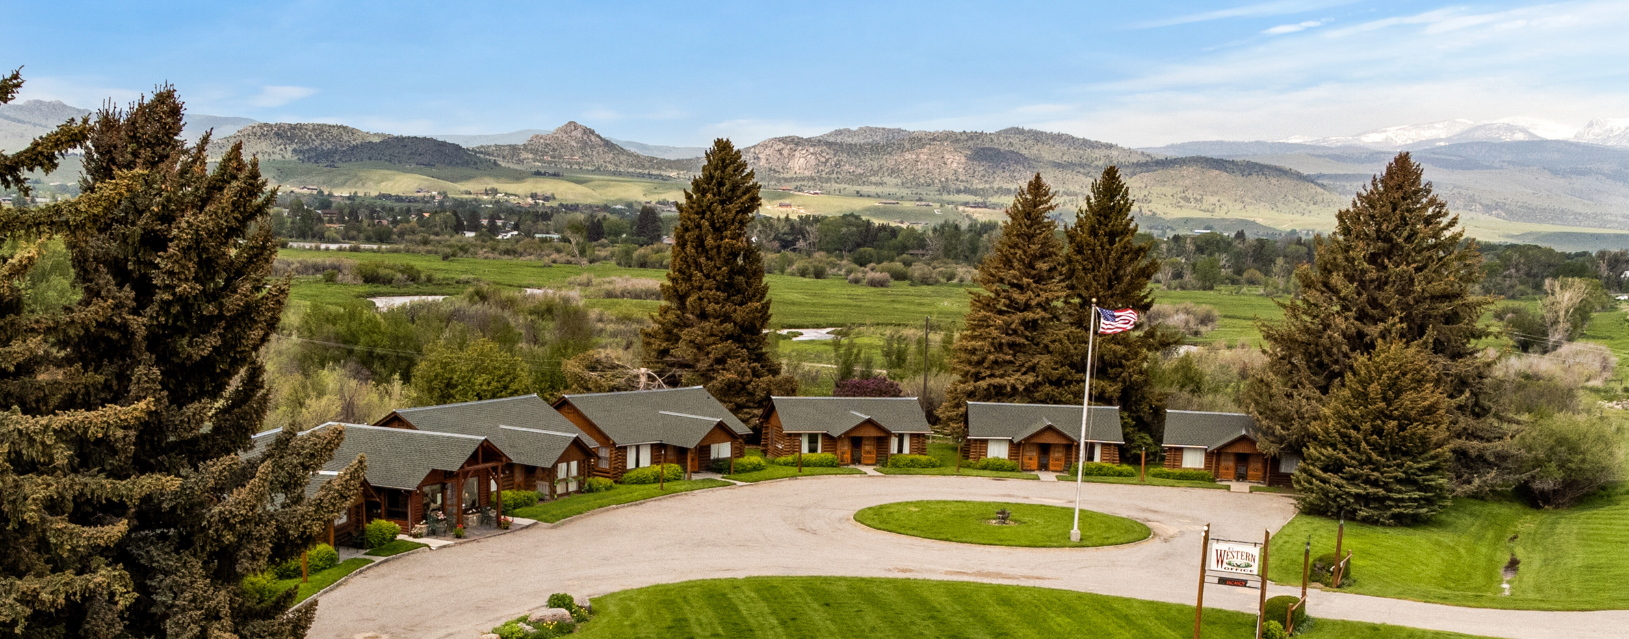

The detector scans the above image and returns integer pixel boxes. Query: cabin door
[1217,454,1236,480]
[839,439,852,465]
[1233,453,1250,482]
[861,437,877,465]
[1246,455,1264,482]
[1021,444,1039,471]
[1048,445,1066,471]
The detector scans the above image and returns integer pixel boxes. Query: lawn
[364,539,428,557]
[869,441,1040,480]
[853,500,1150,548]
[1070,473,1230,490]
[508,479,732,523]
[1265,489,1629,610]
[272,557,373,603]
[572,577,1492,639]
[723,465,866,482]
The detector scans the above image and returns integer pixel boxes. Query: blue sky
[6,1,1626,146]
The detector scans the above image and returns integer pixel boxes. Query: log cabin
[1161,410,1295,487]
[375,394,597,499]
[760,396,931,465]
[960,402,1124,472]
[552,387,748,481]
[251,422,509,543]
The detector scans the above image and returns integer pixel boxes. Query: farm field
[571,577,1493,639]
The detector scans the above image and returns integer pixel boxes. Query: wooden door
[839,439,851,465]
[861,437,876,465]
[1217,454,1235,480]
[1247,455,1264,482]
[1049,445,1065,471]
[1021,444,1039,471]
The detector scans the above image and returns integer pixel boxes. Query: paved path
[307,475,1626,639]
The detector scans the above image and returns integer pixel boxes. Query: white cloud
[248,85,318,108]
[1135,0,1354,29]
[1262,20,1325,35]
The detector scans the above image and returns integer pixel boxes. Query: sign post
[1194,523,1210,639]
[1332,513,1346,589]
[1256,529,1271,639]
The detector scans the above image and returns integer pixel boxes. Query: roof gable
[384,395,591,468]
[1162,410,1258,450]
[310,422,492,491]
[770,396,932,437]
[558,387,748,445]
[966,402,1123,443]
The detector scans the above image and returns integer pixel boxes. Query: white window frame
[1089,443,1102,463]
[1279,453,1301,474]
[801,433,821,454]
[711,442,730,459]
[986,439,1010,460]
[1181,447,1206,469]
[626,444,652,469]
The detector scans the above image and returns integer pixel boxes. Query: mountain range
[0,99,255,151]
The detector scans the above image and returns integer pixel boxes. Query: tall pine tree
[1,84,365,638]
[1037,166,1179,451]
[1243,153,1500,491]
[643,139,795,419]
[1295,341,1453,525]
[939,174,1066,428]
[634,204,664,246]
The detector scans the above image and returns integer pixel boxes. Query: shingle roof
[965,402,1124,443]
[769,396,932,437]
[1162,410,1258,450]
[254,423,492,491]
[384,395,588,468]
[559,386,749,447]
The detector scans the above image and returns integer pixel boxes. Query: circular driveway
[307,475,1627,639]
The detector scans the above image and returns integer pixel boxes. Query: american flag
[1096,307,1139,334]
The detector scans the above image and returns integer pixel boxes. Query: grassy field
[723,465,866,482]
[572,577,1492,639]
[273,557,372,603]
[854,500,1150,548]
[508,479,732,523]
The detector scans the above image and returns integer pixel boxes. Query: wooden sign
[1209,539,1262,576]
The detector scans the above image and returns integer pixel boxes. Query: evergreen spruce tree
[634,204,663,246]
[1,84,365,638]
[585,214,606,242]
[1037,167,1179,451]
[643,139,795,418]
[1243,153,1500,491]
[939,174,1066,429]
[1295,341,1453,525]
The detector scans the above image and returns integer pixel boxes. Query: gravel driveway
[306,475,1626,639]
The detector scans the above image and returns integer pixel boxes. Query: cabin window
[597,447,609,469]
[801,433,821,454]
[384,491,409,521]
[556,461,580,492]
[462,477,479,511]
[1279,453,1301,474]
[421,483,444,518]
[333,508,349,527]
[1181,448,1206,469]
[710,442,730,459]
[986,440,1009,460]
[626,444,653,469]
[1089,443,1102,463]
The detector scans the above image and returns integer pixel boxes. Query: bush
[493,615,573,639]
[713,454,767,473]
[241,572,283,604]
[973,457,1020,472]
[363,519,401,549]
[270,543,338,579]
[833,377,904,397]
[1311,552,1353,587]
[1148,467,1215,482]
[771,452,840,467]
[887,454,941,468]
[907,263,941,285]
[846,271,865,285]
[582,476,615,493]
[1263,595,1307,633]
[548,592,591,623]
[1065,462,1136,477]
[1513,412,1625,508]
[501,490,539,514]
[864,271,892,288]
[620,463,685,485]
[1146,302,1220,337]
[1263,620,1288,639]
[875,261,909,281]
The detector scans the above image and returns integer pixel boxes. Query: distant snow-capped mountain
[1575,119,1629,147]
[1279,117,1629,149]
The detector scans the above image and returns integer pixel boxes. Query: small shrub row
[886,454,941,469]
[501,490,540,515]
[582,477,615,493]
[271,543,338,580]
[1148,467,1215,482]
[972,457,1020,472]
[620,463,684,485]
[712,455,767,473]
[362,520,401,550]
[1064,462,1136,478]
[770,452,840,467]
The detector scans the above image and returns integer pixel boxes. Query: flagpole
[1071,298,1098,543]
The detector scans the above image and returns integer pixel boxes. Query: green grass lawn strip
[274,557,372,603]
[723,465,865,482]
[364,539,428,557]
[509,479,731,523]
[872,466,1040,479]
[1070,473,1230,490]
[572,576,1491,639]
[854,500,1150,548]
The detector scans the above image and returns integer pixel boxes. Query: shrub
[582,476,615,493]
[1262,620,1288,639]
[713,454,767,473]
[1065,462,1136,477]
[241,572,283,604]
[1149,467,1215,482]
[973,457,1020,472]
[548,592,576,610]
[887,454,941,468]
[1263,595,1307,633]
[493,615,573,639]
[363,519,401,549]
[270,543,338,579]
[620,463,685,485]
[864,271,892,288]
[1146,302,1220,337]
[771,452,840,467]
[907,263,941,285]
[1513,412,1625,508]
[501,490,539,514]
[1311,552,1353,587]
[846,271,866,285]
[875,261,910,281]
[834,377,904,397]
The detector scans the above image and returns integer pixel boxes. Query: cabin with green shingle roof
[761,396,932,464]
[1161,410,1295,486]
[552,386,748,481]
[375,394,599,499]
[960,402,1124,472]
